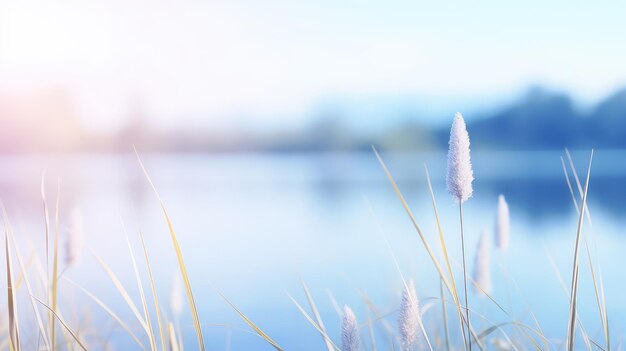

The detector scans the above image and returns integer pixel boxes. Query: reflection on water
[3,150,626,350]
[1,150,623,221]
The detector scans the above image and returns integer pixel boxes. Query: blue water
[3,150,626,350]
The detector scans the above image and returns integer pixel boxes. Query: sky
[1,0,626,133]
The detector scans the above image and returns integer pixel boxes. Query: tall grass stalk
[6,225,49,350]
[301,279,334,351]
[440,278,451,351]
[425,166,468,351]
[5,231,20,351]
[446,113,475,350]
[168,322,180,351]
[50,178,61,350]
[219,289,285,350]
[373,147,483,350]
[123,228,158,351]
[138,230,167,351]
[64,278,147,350]
[2,204,50,349]
[92,250,150,335]
[288,293,339,351]
[561,152,609,350]
[32,296,88,351]
[565,150,593,351]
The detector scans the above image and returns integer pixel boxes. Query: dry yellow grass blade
[32,296,88,351]
[64,277,147,351]
[566,150,593,351]
[1,204,50,349]
[218,290,285,351]
[139,230,167,351]
[92,250,150,332]
[50,178,61,350]
[287,294,340,351]
[440,279,451,351]
[124,232,158,351]
[300,279,334,351]
[5,232,21,351]
[6,227,50,350]
[425,165,469,350]
[168,323,180,351]
[135,148,206,351]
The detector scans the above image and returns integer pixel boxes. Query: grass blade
[562,153,609,350]
[373,147,478,350]
[123,227,158,351]
[64,278,147,351]
[288,294,340,351]
[566,150,593,351]
[33,296,88,351]
[6,222,50,350]
[168,322,181,351]
[300,279,334,351]
[218,290,285,351]
[139,230,167,351]
[135,147,206,351]
[565,148,592,225]
[92,249,149,332]
[50,178,61,350]
[5,232,21,351]
[425,164,468,350]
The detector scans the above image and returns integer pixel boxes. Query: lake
[3,149,625,350]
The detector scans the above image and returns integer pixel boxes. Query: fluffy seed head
[171,275,184,316]
[473,231,492,296]
[341,305,360,351]
[65,206,83,267]
[398,279,420,350]
[494,195,510,250]
[446,112,474,203]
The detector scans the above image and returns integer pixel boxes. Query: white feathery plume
[341,305,360,351]
[398,279,420,351]
[446,112,474,203]
[65,206,83,267]
[171,274,184,317]
[473,231,492,296]
[494,195,510,250]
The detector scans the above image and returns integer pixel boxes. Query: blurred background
[2,1,626,350]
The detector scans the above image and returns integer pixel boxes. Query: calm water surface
[3,150,626,350]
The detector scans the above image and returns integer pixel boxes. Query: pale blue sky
[0,0,625,132]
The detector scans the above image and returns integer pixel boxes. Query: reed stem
[460,203,472,351]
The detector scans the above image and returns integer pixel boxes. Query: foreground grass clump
[0,114,608,351]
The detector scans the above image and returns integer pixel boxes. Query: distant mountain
[440,87,626,150]
[259,86,626,152]
[588,88,626,147]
